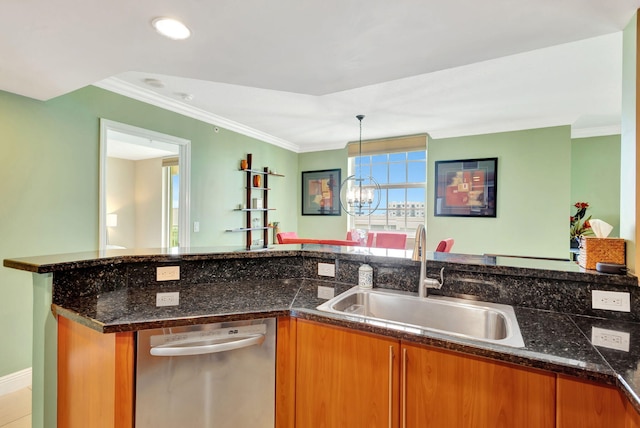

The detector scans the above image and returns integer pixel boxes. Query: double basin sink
[316,286,525,348]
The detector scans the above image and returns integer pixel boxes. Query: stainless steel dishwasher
[135,317,276,428]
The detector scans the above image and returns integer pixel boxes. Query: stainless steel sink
[316,287,525,348]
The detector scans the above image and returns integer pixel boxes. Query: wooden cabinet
[57,316,134,428]
[56,315,640,428]
[227,153,284,250]
[276,317,297,428]
[402,342,555,427]
[557,375,640,428]
[295,320,555,428]
[295,320,399,428]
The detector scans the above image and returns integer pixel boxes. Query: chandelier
[339,115,381,216]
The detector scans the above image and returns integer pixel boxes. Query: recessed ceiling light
[151,17,191,40]
[143,78,165,88]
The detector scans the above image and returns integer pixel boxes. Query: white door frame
[99,119,191,250]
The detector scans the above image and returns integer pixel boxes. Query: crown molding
[93,78,301,153]
[571,124,621,139]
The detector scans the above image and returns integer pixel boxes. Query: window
[163,162,180,248]
[349,150,426,236]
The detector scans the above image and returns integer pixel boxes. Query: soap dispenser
[358,264,373,289]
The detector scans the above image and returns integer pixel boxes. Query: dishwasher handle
[150,333,265,357]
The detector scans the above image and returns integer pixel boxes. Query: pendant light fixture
[339,115,381,216]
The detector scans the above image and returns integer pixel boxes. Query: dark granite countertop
[7,246,640,412]
[51,276,640,412]
[5,245,637,288]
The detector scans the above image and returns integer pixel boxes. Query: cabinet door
[402,342,555,428]
[296,320,399,428]
[557,374,640,428]
[57,316,134,428]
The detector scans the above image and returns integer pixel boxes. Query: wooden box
[578,237,625,270]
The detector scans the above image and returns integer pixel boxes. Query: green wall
[571,135,621,237]
[297,148,348,239]
[428,126,572,258]
[0,86,298,378]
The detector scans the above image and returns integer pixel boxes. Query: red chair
[435,238,455,252]
[373,232,407,249]
[346,231,359,243]
[366,232,375,247]
[346,230,374,246]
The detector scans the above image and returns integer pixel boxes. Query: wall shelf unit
[227,154,283,250]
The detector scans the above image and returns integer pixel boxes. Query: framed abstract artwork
[301,169,342,216]
[434,158,497,217]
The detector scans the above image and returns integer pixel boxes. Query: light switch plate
[318,263,336,277]
[156,292,180,307]
[592,290,630,312]
[157,266,180,281]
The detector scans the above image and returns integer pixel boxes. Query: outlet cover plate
[591,326,630,352]
[317,285,335,299]
[156,292,180,307]
[592,290,630,312]
[318,263,336,277]
[157,266,180,281]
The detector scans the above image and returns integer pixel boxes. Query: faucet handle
[424,267,445,290]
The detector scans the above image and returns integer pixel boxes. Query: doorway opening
[99,119,191,251]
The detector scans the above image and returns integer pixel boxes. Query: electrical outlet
[592,290,630,312]
[591,326,630,352]
[193,221,200,232]
[157,266,180,281]
[156,292,180,307]
[317,285,335,299]
[318,263,336,277]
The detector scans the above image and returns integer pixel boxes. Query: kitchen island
[5,245,640,427]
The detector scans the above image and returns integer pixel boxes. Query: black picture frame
[301,169,342,216]
[434,157,497,217]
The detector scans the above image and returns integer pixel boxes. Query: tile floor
[0,388,31,427]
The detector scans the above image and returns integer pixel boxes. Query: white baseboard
[0,368,32,396]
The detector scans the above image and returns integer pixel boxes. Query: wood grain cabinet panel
[57,316,134,428]
[557,374,640,428]
[402,342,555,428]
[295,320,400,428]
[276,317,297,428]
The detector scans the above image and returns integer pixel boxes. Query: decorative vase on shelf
[253,175,261,187]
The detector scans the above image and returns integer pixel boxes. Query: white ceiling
[2,0,639,152]
[107,130,179,161]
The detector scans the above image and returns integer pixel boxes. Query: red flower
[570,201,594,239]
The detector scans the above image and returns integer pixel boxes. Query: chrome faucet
[412,224,444,297]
